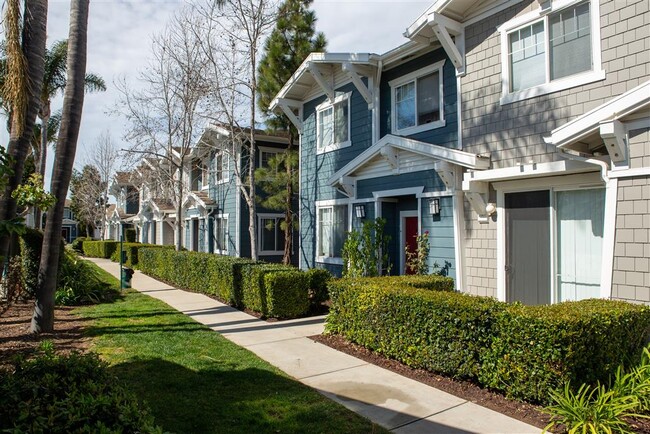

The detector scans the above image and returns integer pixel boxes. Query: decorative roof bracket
[275,98,302,133]
[307,62,335,101]
[430,13,465,75]
[342,62,374,108]
[600,120,627,165]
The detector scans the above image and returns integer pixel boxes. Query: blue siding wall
[420,196,456,280]
[380,47,458,148]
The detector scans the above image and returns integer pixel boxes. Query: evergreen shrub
[241,263,308,318]
[306,268,332,306]
[82,240,119,259]
[19,228,64,297]
[109,243,172,267]
[124,228,136,242]
[70,236,88,254]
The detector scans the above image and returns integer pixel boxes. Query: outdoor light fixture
[355,204,366,219]
[429,198,440,216]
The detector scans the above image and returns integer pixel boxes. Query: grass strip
[77,261,386,434]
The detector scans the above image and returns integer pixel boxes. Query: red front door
[404,216,418,275]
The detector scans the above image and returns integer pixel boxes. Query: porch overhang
[543,81,650,166]
[182,191,216,212]
[327,134,489,198]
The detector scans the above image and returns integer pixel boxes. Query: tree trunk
[0,0,48,262]
[282,136,294,265]
[32,0,88,334]
[34,105,50,229]
[175,167,184,251]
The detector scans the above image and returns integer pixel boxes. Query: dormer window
[316,93,351,154]
[390,60,446,136]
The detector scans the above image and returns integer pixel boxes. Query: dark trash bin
[121,267,134,289]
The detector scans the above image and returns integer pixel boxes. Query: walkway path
[88,258,540,434]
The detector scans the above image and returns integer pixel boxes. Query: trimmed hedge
[480,300,650,403]
[109,243,172,267]
[138,248,254,306]
[242,264,309,318]
[306,268,332,306]
[327,278,502,379]
[82,241,119,259]
[326,279,650,404]
[70,236,88,254]
[124,228,136,242]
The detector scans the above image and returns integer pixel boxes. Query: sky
[1,0,431,191]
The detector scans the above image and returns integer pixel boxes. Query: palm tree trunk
[32,0,89,333]
[0,0,48,262]
[34,106,50,229]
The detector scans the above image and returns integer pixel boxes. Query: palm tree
[32,0,90,333]
[0,0,48,263]
[33,41,105,229]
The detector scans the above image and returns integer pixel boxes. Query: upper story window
[500,0,604,104]
[215,152,229,184]
[259,147,282,170]
[316,92,351,154]
[389,60,446,136]
[63,208,72,220]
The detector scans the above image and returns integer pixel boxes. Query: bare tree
[116,6,209,251]
[70,165,103,237]
[194,0,278,260]
[85,130,119,239]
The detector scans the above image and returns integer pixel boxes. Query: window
[63,209,72,220]
[317,204,348,261]
[500,0,603,104]
[316,93,351,153]
[259,148,282,171]
[390,61,445,136]
[200,161,209,189]
[258,215,285,254]
[215,152,229,183]
[213,215,228,253]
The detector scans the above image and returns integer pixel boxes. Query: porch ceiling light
[355,204,366,219]
[429,198,440,216]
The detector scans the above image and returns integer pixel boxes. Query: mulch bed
[0,301,90,369]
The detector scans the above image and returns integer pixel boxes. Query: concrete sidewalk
[88,258,540,434]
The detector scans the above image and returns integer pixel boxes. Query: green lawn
[77,262,386,434]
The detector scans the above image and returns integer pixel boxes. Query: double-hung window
[500,0,603,104]
[213,215,228,253]
[258,214,285,255]
[316,93,351,154]
[317,204,348,262]
[215,152,229,184]
[259,147,282,172]
[390,60,445,136]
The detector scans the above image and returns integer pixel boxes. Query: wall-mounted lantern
[354,204,366,219]
[429,198,440,216]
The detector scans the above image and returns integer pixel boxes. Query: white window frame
[258,146,282,170]
[214,151,230,185]
[213,213,229,254]
[200,159,209,191]
[316,92,352,155]
[258,213,285,256]
[499,0,604,105]
[389,60,446,136]
[315,201,350,265]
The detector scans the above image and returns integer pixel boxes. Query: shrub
[242,263,309,318]
[19,228,64,297]
[71,236,88,254]
[306,268,332,306]
[82,240,119,259]
[356,274,455,292]
[124,228,136,242]
[109,243,172,267]
[326,279,503,379]
[138,248,254,306]
[480,299,650,404]
[0,347,161,433]
[56,250,119,305]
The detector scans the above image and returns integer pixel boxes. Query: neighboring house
[61,200,79,243]
[106,171,140,241]
[271,0,650,304]
[181,124,297,263]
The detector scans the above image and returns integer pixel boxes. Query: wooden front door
[403,216,419,275]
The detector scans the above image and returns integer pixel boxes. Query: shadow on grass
[109,358,473,434]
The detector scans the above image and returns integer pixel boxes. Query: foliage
[0,346,161,433]
[0,148,25,241]
[124,227,136,242]
[55,250,119,305]
[138,248,255,307]
[18,227,48,297]
[71,236,88,254]
[2,256,25,308]
[77,289,388,434]
[82,240,119,259]
[109,243,172,268]
[405,230,430,275]
[69,165,106,234]
[342,218,391,277]
[306,267,332,306]
[480,299,650,404]
[610,347,650,413]
[327,279,650,403]
[241,263,309,318]
[12,173,56,211]
[543,383,642,434]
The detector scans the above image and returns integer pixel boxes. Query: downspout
[559,149,609,182]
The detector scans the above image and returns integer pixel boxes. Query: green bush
[242,264,309,318]
[109,243,172,267]
[306,268,332,306]
[82,240,119,259]
[326,278,503,379]
[480,299,650,404]
[19,228,64,297]
[124,228,136,242]
[71,236,88,254]
[0,347,161,433]
[138,248,254,306]
[56,250,119,305]
[353,274,455,292]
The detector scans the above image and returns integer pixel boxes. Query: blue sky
[2,0,430,190]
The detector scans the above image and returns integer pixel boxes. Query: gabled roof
[182,190,216,210]
[327,134,490,188]
[543,81,650,150]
